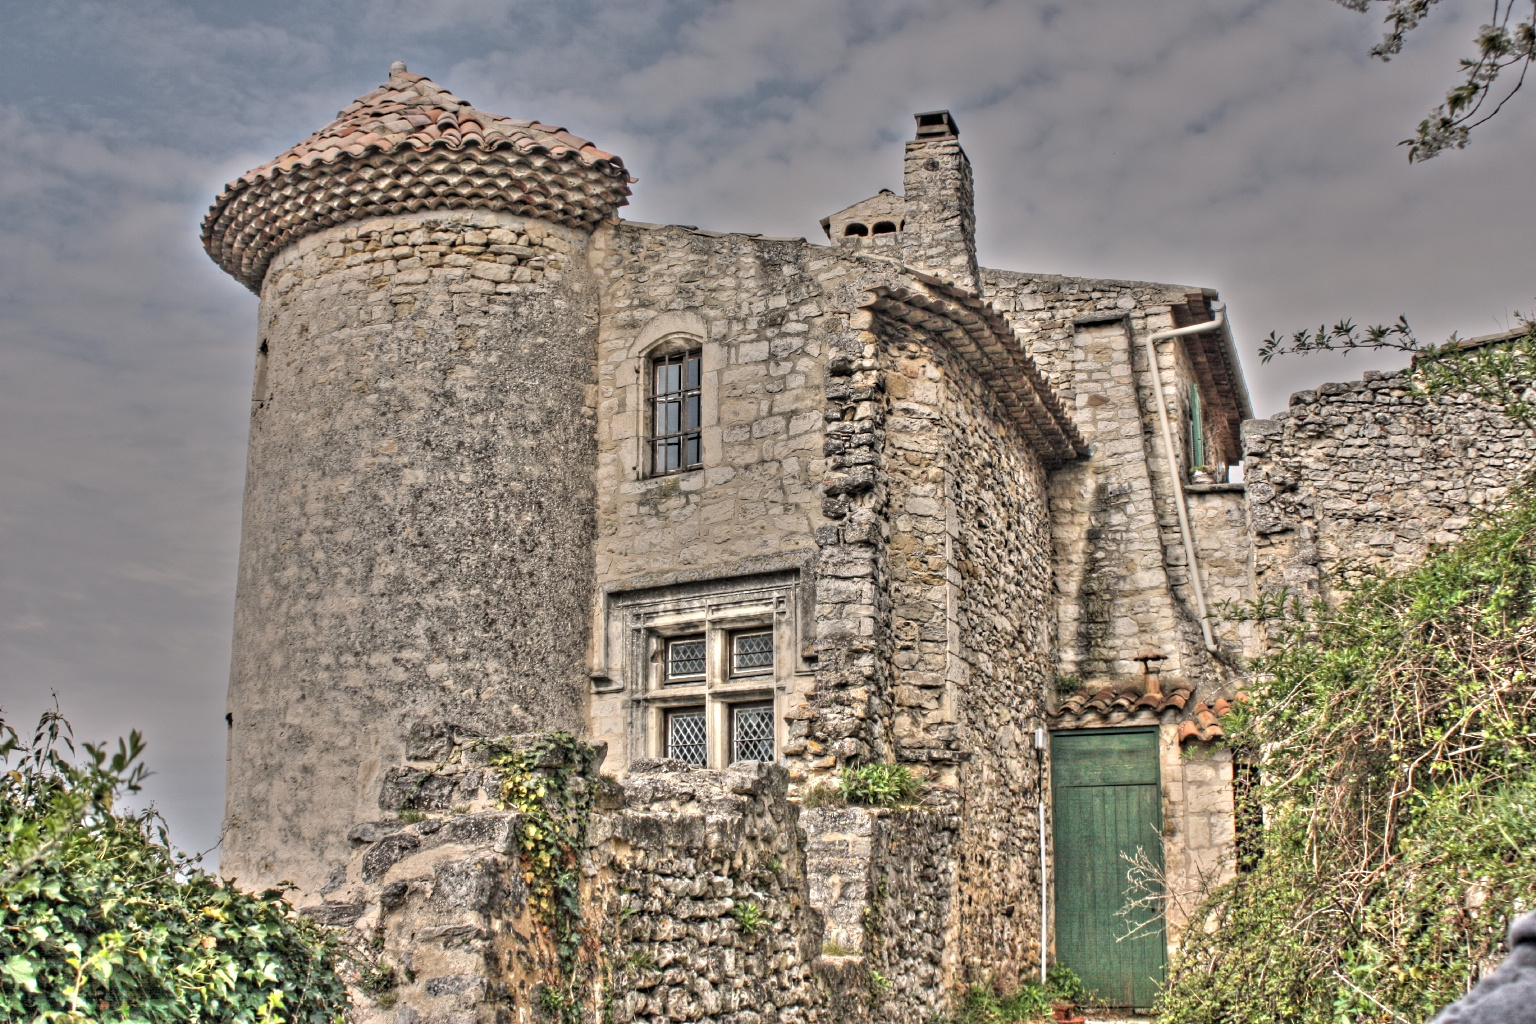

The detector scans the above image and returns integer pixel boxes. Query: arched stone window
[872,221,899,234]
[843,222,869,237]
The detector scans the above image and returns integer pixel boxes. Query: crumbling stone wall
[320,733,844,1024]
[224,210,598,899]
[594,758,828,1024]
[1243,368,1535,605]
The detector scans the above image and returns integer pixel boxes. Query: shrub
[0,708,350,1023]
[837,763,923,807]
[1158,487,1536,1023]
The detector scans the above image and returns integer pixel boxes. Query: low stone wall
[801,804,962,1024]
[313,733,866,1024]
[592,758,827,1024]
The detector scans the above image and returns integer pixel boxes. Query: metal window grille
[667,709,707,766]
[732,703,775,763]
[731,631,773,674]
[652,349,702,474]
[666,636,706,681]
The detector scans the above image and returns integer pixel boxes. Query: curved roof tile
[202,62,632,292]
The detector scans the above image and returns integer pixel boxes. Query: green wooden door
[1051,728,1166,1010]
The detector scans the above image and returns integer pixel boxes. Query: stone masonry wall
[943,348,1054,992]
[320,732,844,1024]
[593,759,828,1024]
[1243,367,1535,606]
[984,273,1250,694]
[225,210,598,899]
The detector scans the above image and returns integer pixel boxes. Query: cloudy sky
[2,0,1531,863]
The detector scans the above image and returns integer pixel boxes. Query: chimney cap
[914,110,959,139]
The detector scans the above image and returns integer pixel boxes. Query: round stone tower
[203,63,630,895]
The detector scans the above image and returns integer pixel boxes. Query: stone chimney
[901,110,979,292]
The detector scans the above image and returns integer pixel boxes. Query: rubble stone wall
[225,210,597,899]
[594,759,828,1024]
[325,734,848,1024]
[1242,368,1534,606]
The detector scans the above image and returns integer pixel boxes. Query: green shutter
[1052,728,1166,1010]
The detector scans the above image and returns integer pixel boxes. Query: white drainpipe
[1142,304,1224,654]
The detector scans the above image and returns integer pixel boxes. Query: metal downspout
[1142,304,1225,654]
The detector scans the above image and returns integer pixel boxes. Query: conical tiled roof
[203,62,632,292]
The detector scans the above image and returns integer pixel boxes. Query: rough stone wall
[801,804,962,1024]
[594,759,828,1024]
[1243,368,1535,605]
[800,301,897,781]
[325,734,845,1024]
[224,210,597,898]
[984,274,1249,695]
[856,307,1054,990]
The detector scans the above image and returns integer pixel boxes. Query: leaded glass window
[732,703,775,763]
[666,636,706,682]
[666,708,707,766]
[731,631,773,675]
[652,349,702,474]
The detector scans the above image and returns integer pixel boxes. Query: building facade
[203,65,1531,1021]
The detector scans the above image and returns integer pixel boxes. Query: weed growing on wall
[1158,487,1536,1023]
[0,709,349,1023]
[838,763,924,807]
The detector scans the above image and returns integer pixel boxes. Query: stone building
[202,64,1531,1021]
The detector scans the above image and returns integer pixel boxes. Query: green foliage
[838,763,924,808]
[1158,488,1536,1024]
[1336,0,1536,160]
[0,708,349,1023]
[821,940,855,957]
[488,733,601,1023]
[946,968,1087,1024]
[729,901,764,935]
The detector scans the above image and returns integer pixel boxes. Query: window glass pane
[667,709,707,766]
[732,631,774,674]
[732,704,775,763]
[667,636,706,680]
[651,348,703,476]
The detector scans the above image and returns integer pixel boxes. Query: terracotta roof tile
[1050,683,1238,745]
[202,62,632,292]
[1051,682,1194,720]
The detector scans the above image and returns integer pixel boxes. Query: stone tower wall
[224,209,599,897]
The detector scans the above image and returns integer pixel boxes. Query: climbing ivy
[487,733,600,1023]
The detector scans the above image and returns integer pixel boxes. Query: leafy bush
[837,763,923,807]
[950,967,1087,1024]
[1158,487,1536,1024]
[0,709,349,1023]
